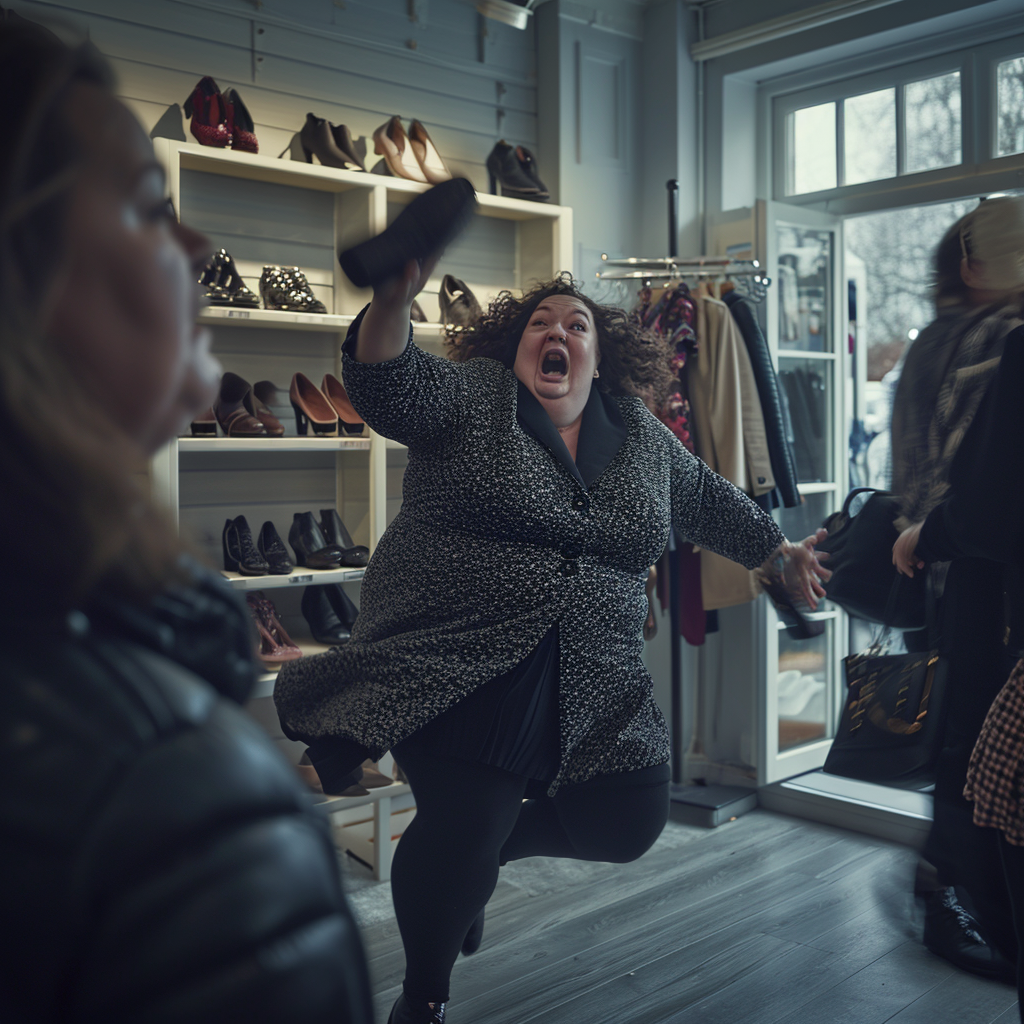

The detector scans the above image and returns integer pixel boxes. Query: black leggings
[390,738,670,1004]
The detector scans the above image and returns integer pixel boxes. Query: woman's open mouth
[540,350,568,379]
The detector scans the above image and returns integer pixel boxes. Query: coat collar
[515,379,628,490]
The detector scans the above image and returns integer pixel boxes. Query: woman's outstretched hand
[356,254,443,364]
[893,522,925,577]
[763,529,832,610]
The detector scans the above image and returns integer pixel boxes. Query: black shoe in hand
[921,887,1016,984]
[338,177,477,289]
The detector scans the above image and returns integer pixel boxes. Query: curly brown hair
[444,273,677,405]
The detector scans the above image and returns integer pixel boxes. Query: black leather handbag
[823,626,946,790]
[817,488,927,630]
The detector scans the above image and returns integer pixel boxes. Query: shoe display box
[149,138,573,879]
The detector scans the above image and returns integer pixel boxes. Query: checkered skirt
[964,658,1024,845]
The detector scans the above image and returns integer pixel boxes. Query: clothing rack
[596,254,771,301]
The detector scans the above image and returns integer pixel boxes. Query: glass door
[757,200,849,785]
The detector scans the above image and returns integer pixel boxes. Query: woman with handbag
[890,196,1024,984]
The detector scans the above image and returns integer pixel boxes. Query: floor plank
[342,809,1021,1024]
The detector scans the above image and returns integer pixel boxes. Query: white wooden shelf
[179,437,370,451]
[199,307,352,330]
[221,567,366,591]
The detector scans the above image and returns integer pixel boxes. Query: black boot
[301,586,351,645]
[921,887,1016,983]
[387,993,446,1024]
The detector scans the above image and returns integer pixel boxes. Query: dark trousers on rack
[389,735,670,1004]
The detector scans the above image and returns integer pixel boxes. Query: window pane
[844,88,896,185]
[777,224,833,353]
[778,622,832,753]
[905,72,961,173]
[790,102,836,195]
[997,56,1024,157]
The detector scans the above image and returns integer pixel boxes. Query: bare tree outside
[997,55,1024,157]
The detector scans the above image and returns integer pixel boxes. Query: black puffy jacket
[0,564,373,1023]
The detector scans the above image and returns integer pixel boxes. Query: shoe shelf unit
[150,137,573,879]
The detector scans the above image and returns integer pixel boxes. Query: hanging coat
[688,294,775,610]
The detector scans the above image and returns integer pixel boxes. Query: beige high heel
[373,116,428,183]
[408,119,452,184]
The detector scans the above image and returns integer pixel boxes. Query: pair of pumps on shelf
[192,371,364,438]
[245,584,359,667]
[199,250,327,314]
[183,76,258,152]
[285,113,451,185]
[223,511,369,577]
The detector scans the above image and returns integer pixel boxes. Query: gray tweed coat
[274,324,784,794]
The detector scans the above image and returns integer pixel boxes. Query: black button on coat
[274,330,784,793]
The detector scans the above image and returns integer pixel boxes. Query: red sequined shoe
[223,87,258,153]
[183,76,232,147]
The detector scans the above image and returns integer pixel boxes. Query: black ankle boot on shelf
[338,177,477,289]
[325,582,359,630]
[512,144,549,200]
[290,112,365,171]
[485,139,542,199]
[387,994,447,1024]
[319,508,370,567]
[289,512,344,570]
[301,585,351,645]
[259,266,328,314]
[257,521,294,575]
[439,274,481,328]
[223,515,269,575]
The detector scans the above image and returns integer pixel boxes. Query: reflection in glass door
[759,202,847,785]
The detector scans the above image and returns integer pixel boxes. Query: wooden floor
[345,809,1020,1024]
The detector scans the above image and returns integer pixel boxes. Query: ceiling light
[477,0,537,30]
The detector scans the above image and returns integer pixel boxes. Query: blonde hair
[0,13,184,614]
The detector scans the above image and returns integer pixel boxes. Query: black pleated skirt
[398,621,561,783]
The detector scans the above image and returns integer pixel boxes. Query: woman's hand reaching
[758,529,832,611]
[893,522,925,577]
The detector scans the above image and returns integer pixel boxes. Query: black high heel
[301,585,351,645]
[259,266,328,314]
[319,508,369,567]
[325,583,359,630]
[289,512,344,570]
[203,249,259,308]
[223,515,269,575]
[292,112,365,170]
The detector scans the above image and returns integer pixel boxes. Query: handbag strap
[879,569,940,644]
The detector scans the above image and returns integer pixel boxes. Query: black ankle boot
[921,886,1015,983]
[387,993,446,1024]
